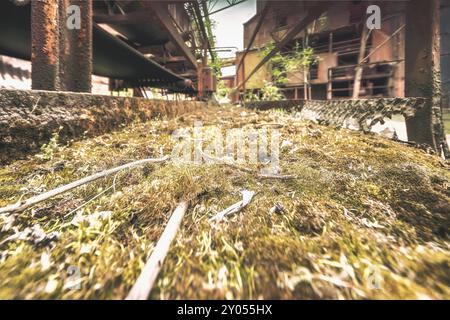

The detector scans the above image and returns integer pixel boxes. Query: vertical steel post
[353,24,369,99]
[327,68,333,100]
[31,0,92,92]
[31,0,60,91]
[59,0,92,92]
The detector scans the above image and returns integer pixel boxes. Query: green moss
[0,105,449,299]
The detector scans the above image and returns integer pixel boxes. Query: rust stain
[41,0,59,65]
[61,0,70,56]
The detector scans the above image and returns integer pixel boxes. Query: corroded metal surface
[246,98,428,132]
[1,1,191,91]
[58,0,93,92]
[31,0,60,90]
[31,0,93,92]
[300,98,428,132]
[405,0,449,157]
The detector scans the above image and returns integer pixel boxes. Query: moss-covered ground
[0,105,449,299]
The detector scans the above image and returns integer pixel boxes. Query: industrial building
[236,0,450,104]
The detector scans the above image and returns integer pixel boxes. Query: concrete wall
[0,89,204,164]
[236,50,271,90]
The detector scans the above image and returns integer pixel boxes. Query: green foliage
[243,91,260,102]
[243,82,284,102]
[260,81,284,101]
[260,42,319,86]
[209,56,222,78]
[260,43,287,85]
[216,80,230,100]
[245,42,318,102]
[39,129,61,161]
[204,16,222,77]
[286,43,318,71]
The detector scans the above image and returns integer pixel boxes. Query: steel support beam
[405,0,449,156]
[150,2,198,69]
[208,0,248,16]
[94,11,151,24]
[192,1,215,63]
[1,1,190,91]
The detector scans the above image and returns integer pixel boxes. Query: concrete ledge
[0,89,204,164]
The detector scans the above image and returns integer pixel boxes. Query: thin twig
[258,173,296,180]
[200,151,296,180]
[251,123,285,129]
[30,96,41,114]
[63,184,114,218]
[0,156,169,214]
[209,190,255,223]
[126,201,189,300]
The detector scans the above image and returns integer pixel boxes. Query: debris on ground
[0,105,449,299]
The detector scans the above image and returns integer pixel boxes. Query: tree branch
[0,156,169,214]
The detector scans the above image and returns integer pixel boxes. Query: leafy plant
[243,82,284,102]
[260,42,319,87]
[243,91,260,102]
[260,43,287,85]
[216,80,230,100]
[209,56,222,78]
[286,43,318,73]
[204,16,222,77]
[39,128,61,161]
[260,81,284,101]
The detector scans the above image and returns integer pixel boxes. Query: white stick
[200,150,296,180]
[209,190,255,223]
[258,173,296,180]
[126,201,189,300]
[0,156,169,214]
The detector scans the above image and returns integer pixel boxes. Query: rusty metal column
[31,0,61,91]
[59,0,93,92]
[197,46,207,100]
[405,0,443,152]
[197,62,203,100]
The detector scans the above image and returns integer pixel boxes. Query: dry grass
[0,105,449,299]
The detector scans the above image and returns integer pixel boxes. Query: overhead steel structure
[0,0,216,94]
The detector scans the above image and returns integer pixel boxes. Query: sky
[211,0,256,76]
